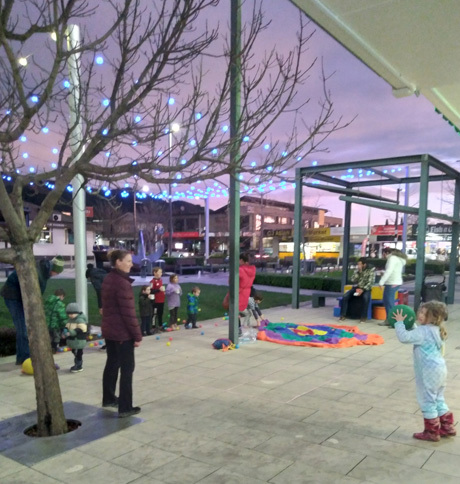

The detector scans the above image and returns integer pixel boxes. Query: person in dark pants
[101,250,142,418]
[86,263,107,313]
[1,256,64,365]
[339,257,375,323]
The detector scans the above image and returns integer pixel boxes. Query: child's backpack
[212,338,233,350]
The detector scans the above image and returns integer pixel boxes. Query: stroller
[421,275,446,303]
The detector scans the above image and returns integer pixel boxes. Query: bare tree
[0,0,351,436]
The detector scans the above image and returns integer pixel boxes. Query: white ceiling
[291,0,460,129]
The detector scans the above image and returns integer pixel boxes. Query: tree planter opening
[24,419,81,437]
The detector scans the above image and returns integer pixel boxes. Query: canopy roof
[292,0,460,130]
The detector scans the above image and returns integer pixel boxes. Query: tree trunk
[16,247,68,436]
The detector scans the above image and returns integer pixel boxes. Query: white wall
[33,225,95,260]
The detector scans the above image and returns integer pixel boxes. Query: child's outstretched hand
[392,308,407,323]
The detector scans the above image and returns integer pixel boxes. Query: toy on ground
[22,358,34,375]
[388,305,416,330]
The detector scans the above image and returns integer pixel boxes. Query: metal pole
[402,166,409,253]
[204,196,210,260]
[168,130,173,257]
[447,179,460,304]
[67,25,88,316]
[292,168,303,308]
[229,0,242,344]
[341,201,352,291]
[414,157,429,310]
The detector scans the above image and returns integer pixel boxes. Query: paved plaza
[1,271,460,483]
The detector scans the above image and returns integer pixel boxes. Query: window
[39,226,52,244]
[264,215,276,224]
[279,217,288,224]
[65,228,74,245]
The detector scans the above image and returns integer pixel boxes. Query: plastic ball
[169,336,173,341]
[88,335,93,340]
[201,331,204,335]
[222,317,226,320]
[97,333,102,338]
[57,347,63,353]
[99,340,104,345]
[177,318,181,322]
[89,343,94,347]
[199,324,202,328]
[22,358,34,375]
[388,305,416,330]
[214,323,218,327]
[198,308,201,312]
[224,312,228,316]
[63,347,69,352]
[93,341,99,346]
[235,344,239,349]
[281,317,284,321]
[166,342,171,346]
[156,336,160,340]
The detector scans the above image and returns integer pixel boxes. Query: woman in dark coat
[101,249,142,418]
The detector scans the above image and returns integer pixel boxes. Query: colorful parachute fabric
[257,322,384,348]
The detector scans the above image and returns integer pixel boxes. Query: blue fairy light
[168,97,175,105]
[66,185,73,192]
[20,135,27,142]
[131,141,137,146]
[250,161,256,167]
[266,166,273,172]
[102,128,108,136]
[22,153,29,159]
[42,127,49,134]
[176,174,182,179]
[296,156,302,161]
[281,151,287,157]
[312,160,318,166]
[195,112,202,120]
[264,144,270,150]
[189,139,196,147]
[95,55,104,65]
[102,99,110,107]
[134,115,141,123]
[105,151,110,157]
[29,167,35,173]
[222,125,229,133]
[51,163,57,169]
[347,168,352,173]
[30,95,39,103]
[180,159,187,165]
[211,148,218,155]
[63,80,70,88]
[157,150,163,156]
[243,135,249,142]
[104,189,111,197]
[52,148,59,154]
[131,160,138,165]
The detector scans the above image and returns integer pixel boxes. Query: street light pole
[167,123,180,257]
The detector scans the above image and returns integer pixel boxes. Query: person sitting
[339,257,375,323]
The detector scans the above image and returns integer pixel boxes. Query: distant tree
[0,0,351,436]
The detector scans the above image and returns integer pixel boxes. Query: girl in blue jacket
[393,301,456,441]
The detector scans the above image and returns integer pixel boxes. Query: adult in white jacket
[378,248,407,326]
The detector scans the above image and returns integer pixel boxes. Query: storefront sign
[263,228,293,238]
[411,224,452,236]
[371,225,403,236]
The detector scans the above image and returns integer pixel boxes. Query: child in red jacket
[150,266,166,333]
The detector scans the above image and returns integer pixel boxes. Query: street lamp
[168,122,180,257]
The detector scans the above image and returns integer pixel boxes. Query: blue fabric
[5,298,29,364]
[383,284,399,318]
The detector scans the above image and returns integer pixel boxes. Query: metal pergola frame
[291,154,460,311]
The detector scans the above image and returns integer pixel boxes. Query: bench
[174,258,208,275]
[311,291,343,308]
[207,257,229,272]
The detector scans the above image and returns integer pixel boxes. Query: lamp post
[168,122,180,257]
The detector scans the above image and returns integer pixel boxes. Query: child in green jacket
[63,302,88,373]
[44,289,67,354]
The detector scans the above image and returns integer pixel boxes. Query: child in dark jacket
[139,285,154,335]
[63,302,88,373]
